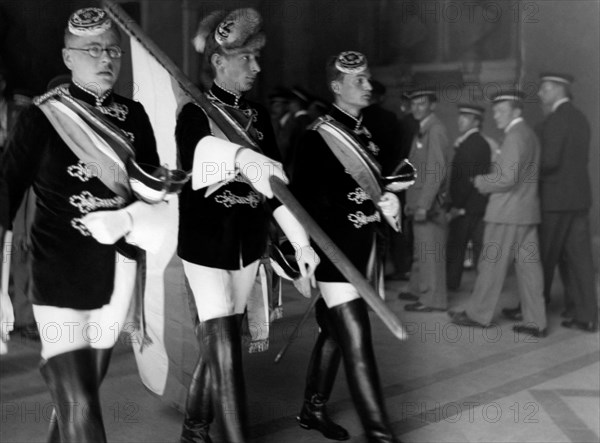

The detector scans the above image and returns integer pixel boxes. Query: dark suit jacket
[538,101,591,211]
[449,131,491,215]
[362,104,401,175]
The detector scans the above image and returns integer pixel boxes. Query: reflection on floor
[1,267,598,442]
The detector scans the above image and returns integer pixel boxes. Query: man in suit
[401,89,451,312]
[446,104,491,290]
[451,91,547,337]
[537,73,597,332]
[505,74,597,332]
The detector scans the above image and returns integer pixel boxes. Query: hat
[335,51,368,74]
[457,103,484,117]
[491,89,526,104]
[269,241,301,281]
[539,72,574,85]
[407,88,437,100]
[268,87,292,102]
[68,8,113,37]
[289,86,311,104]
[192,8,265,55]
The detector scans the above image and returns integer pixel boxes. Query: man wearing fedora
[451,90,547,337]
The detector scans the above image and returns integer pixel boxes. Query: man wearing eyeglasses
[0,8,166,442]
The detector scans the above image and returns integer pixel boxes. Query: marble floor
[1,267,598,443]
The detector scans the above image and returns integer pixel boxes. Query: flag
[105,1,196,409]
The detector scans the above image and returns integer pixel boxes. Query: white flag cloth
[128,36,191,399]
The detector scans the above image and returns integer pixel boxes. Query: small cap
[539,72,574,85]
[491,89,526,104]
[457,103,484,117]
[335,51,368,75]
[68,8,113,37]
[407,88,437,100]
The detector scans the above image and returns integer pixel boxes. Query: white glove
[1,290,15,351]
[377,192,400,217]
[293,244,320,297]
[81,209,132,245]
[273,206,320,294]
[236,148,288,199]
[385,180,415,192]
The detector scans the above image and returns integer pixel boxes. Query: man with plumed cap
[504,74,598,332]
[0,7,170,442]
[400,88,451,312]
[451,90,547,337]
[445,104,491,290]
[291,51,403,442]
[176,8,318,442]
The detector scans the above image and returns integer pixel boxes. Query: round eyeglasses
[67,45,124,59]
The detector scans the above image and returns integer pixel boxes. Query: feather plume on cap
[192,10,228,53]
[192,8,265,54]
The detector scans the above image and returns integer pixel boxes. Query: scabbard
[270,177,407,341]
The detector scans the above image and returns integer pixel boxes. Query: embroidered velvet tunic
[291,105,383,282]
[175,84,282,269]
[0,83,159,309]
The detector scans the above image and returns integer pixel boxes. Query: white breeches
[183,259,260,322]
[318,234,377,308]
[318,282,360,308]
[33,253,137,360]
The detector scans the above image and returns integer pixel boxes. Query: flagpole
[102,0,249,147]
[102,0,406,341]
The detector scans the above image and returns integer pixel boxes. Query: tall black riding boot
[198,315,248,443]
[46,347,113,442]
[329,299,399,443]
[298,298,349,440]
[181,324,214,443]
[40,348,106,443]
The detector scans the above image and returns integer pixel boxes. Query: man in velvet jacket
[176,8,318,443]
[0,8,169,441]
[291,51,402,443]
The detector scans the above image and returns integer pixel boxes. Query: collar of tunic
[209,83,243,108]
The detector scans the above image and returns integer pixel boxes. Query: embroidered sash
[36,91,135,201]
[314,116,399,233]
[314,116,383,204]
